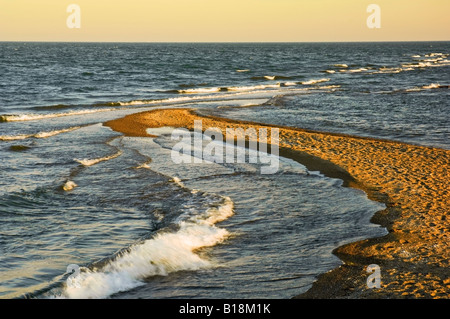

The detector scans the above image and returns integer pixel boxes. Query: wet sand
[105,108,450,299]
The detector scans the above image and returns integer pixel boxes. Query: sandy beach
[105,108,450,299]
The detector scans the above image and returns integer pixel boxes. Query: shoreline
[105,108,450,299]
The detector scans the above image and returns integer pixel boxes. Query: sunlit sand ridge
[106,108,449,299]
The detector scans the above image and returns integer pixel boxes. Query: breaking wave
[74,150,123,167]
[301,78,331,85]
[54,196,234,299]
[0,110,116,123]
[0,126,83,141]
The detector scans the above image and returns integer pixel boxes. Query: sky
[0,0,449,42]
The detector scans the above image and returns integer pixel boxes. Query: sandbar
[105,108,449,299]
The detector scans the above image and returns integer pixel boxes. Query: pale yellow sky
[0,0,449,42]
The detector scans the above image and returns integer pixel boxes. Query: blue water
[0,42,448,299]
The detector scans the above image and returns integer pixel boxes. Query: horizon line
[1,40,450,44]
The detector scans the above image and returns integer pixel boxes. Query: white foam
[0,126,82,141]
[416,62,433,68]
[0,110,114,123]
[75,150,122,167]
[0,134,31,141]
[62,180,77,192]
[325,52,449,77]
[422,83,441,90]
[118,99,155,106]
[178,87,222,94]
[119,97,197,106]
[236,69,250,73]
[425,53,447,57]
[401,60,448,69]
[373,67,403,74]
[34,126,82,138]
[405,83,442,92]
[282,82,299,87]
[119,89,276,106]
[135,163,151,169]
[422,58,443,63]
[301,78,331,85]
[227,84,281,91]
[264,76,276,80]
[317,85,341,90]
[172,177,185,188]
[404,87,421,92]
[347,68,369,73]
[59,196,234,299]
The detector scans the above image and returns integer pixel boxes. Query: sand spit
[105,108,449,299]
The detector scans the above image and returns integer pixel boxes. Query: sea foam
[74,150,123,167]
[301,78,331,85]
[0,110,115,123]
[62,180,78,192]
[60,196,234,299]
[0,126,82,141]
[178,87,222,94]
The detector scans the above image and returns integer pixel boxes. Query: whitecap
[58,196,235,299]
[62,180,78,192]
[0,126,82,141]
[301,78,331,85]
[333,64,348,68]
[0,110,114,123]
[227,84,281,91]
[75,150,123,167]
[178,87,222,94]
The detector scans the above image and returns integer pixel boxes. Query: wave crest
[301,78,331,85]
[0,126,82,141]
[74,150,123,167]
[57,196,234,299]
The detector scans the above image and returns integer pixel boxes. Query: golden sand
[105,108,449,299]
